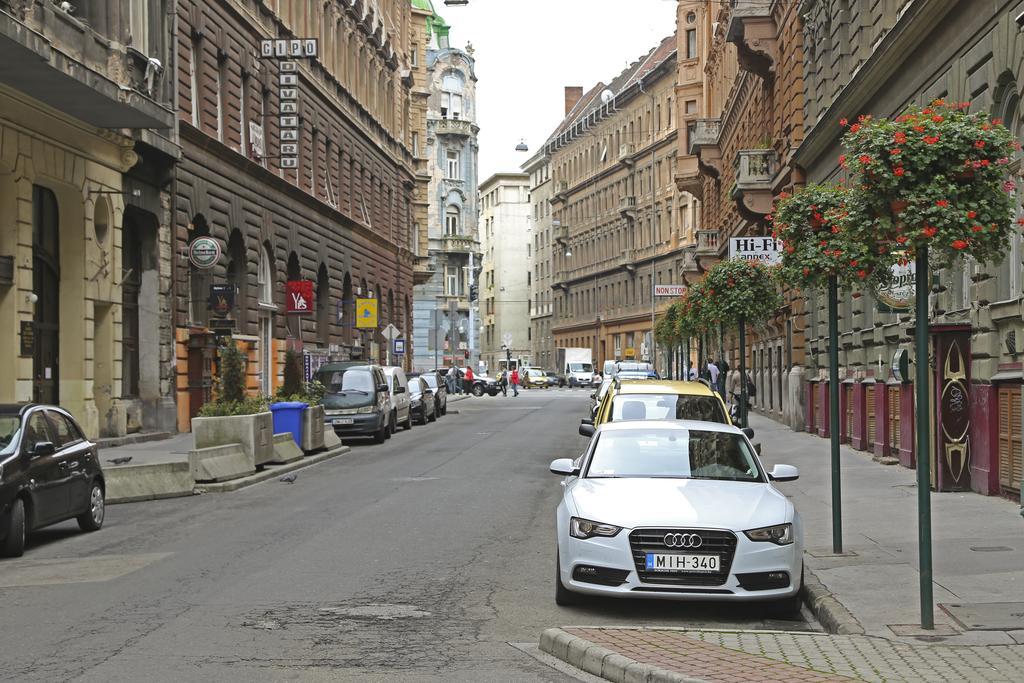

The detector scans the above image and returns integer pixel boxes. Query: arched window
[317,263,331,345]
[441,71,465,119]
[258,243,274,307]
[445,206,460,236]
[993,76,1022,302]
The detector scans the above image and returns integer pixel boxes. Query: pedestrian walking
[688,364,698,381]
[451,367,462,394]
[464,366,474,394]
[510,368,520,397]
[499,370,508,396]
[706,359,720,386]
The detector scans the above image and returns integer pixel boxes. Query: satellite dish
[600,89,614,105]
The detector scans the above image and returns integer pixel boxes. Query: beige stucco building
[548,35,698,373]
[522,151,555,371]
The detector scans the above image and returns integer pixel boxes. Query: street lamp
[515,139,529,152]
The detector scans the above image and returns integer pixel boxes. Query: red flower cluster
[936,200,949,207]
[923,135,940,145]
[922,226,937,238]
[951,240,969,250]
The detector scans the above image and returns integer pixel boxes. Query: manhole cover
[318,603,432,621]
[941,602,1024,630]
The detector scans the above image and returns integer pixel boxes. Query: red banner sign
[286,280,314,314]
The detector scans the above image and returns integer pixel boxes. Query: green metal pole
[686,337,691,378]
[915,246,934,629]
[828,275,843,555]
[739,316,748,428]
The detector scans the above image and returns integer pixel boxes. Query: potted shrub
[191,339,274,472]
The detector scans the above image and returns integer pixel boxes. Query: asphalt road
[0,389,813,682]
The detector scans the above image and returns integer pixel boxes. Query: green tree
[218,338,246,404]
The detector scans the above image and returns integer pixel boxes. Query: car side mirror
[589,392,596,399]
[549,458,580,476]
[578,423,596,438]
[30,441,56,457]
[378,384,389,393]
[581,418,594,426]
[769,464,799,482]
[395,386,406,394]
[741,427,755,439]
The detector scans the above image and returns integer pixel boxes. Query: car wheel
[554,551,583,606]
[441,401,447,416]
[471,384,484,397]
[1,497,26,558]
[403,413,413,430]
[387,412,396,437]
[373,417,388,444]
[427,406,437,422]
[77,483,105,532]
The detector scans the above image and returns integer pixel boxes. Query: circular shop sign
[188,236,222,270]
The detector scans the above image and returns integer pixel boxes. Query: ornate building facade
[795,0,1024,498]
[549,35,697,372]
[676,0,807,429]
[410,7,481,371]
[0,0,178,438]
[174,0,419,430]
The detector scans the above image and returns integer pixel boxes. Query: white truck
[557,348,595,387]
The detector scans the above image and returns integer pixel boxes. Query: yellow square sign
[355,298,378,329]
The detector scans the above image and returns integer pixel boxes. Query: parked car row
[550,373,805,618]
[315,363,449,444]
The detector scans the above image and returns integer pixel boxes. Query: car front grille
[629,528,737,587]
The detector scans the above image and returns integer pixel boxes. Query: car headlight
[411,398,421,407]
[570,517,622,539]
[744,523,794,545]
[356,406,376,414]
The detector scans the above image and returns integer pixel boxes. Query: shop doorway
[32,186,60,405]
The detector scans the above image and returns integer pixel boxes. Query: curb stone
[539,628,709,683]
[801,564,865,635]
[194,444,351,493]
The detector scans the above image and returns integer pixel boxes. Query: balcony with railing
[618,248,637,275]
[696,229,720,255]
[440,234,481,254]
[618,143,635,166]
[725,0,777,80]
[691,119,724,180]
[618,195,637,219]
[731,149,778,217]
[431,117,479,137]
[0,1,174,130]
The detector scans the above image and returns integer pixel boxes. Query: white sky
[438,0,678,181]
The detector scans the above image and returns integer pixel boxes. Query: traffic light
[469,284,478,301]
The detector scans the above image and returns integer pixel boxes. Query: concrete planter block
[323,427,342,450]
[105,461,194,503]
[192,411,274,467]
[300,405,325,452]
[190,443,255,482]
[270,432,304,464]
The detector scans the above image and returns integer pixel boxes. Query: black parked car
[1,404,106,558]
[316,364,393,443]
[409,371,447,417]
[408,377,437,424]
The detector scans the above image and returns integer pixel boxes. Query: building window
[216,57,227,141]
[445,207,460,236]
[445,267,459,296]
[130,4,150,55]
[686,29,697,60]
[412,132,419,157]
[446,150,459,179]
[411,43,418,67]
[240,75,248,156]
[189,41,200,127]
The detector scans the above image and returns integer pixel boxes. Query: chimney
[564,86,583,115]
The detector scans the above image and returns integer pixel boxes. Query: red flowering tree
[674,285,710,341]
[840,101,1019,265]
[772,183,891,290]
[696,259,782,326]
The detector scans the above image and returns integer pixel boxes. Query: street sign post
[654,284,686,297]
[393,338,405,356]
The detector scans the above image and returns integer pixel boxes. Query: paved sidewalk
[541,626,1024,682]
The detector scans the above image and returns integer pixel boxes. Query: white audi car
[551,420,803,615]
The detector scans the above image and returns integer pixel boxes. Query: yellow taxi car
[580,379,735,437]
[522,367,550,389]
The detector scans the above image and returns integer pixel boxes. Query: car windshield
[569,363,593,373]
[0,415,21,455]
[597,379,613,400]
[320,368,374,394]
[585,428,762,481]
[617,362,651,372]
[420,374,438,390]
[610,394,728,424]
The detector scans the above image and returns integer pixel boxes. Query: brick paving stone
[560,628,1024,682]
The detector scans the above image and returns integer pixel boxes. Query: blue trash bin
[271,401,308,447]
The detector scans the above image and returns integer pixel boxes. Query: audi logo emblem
[663,533,703,549]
